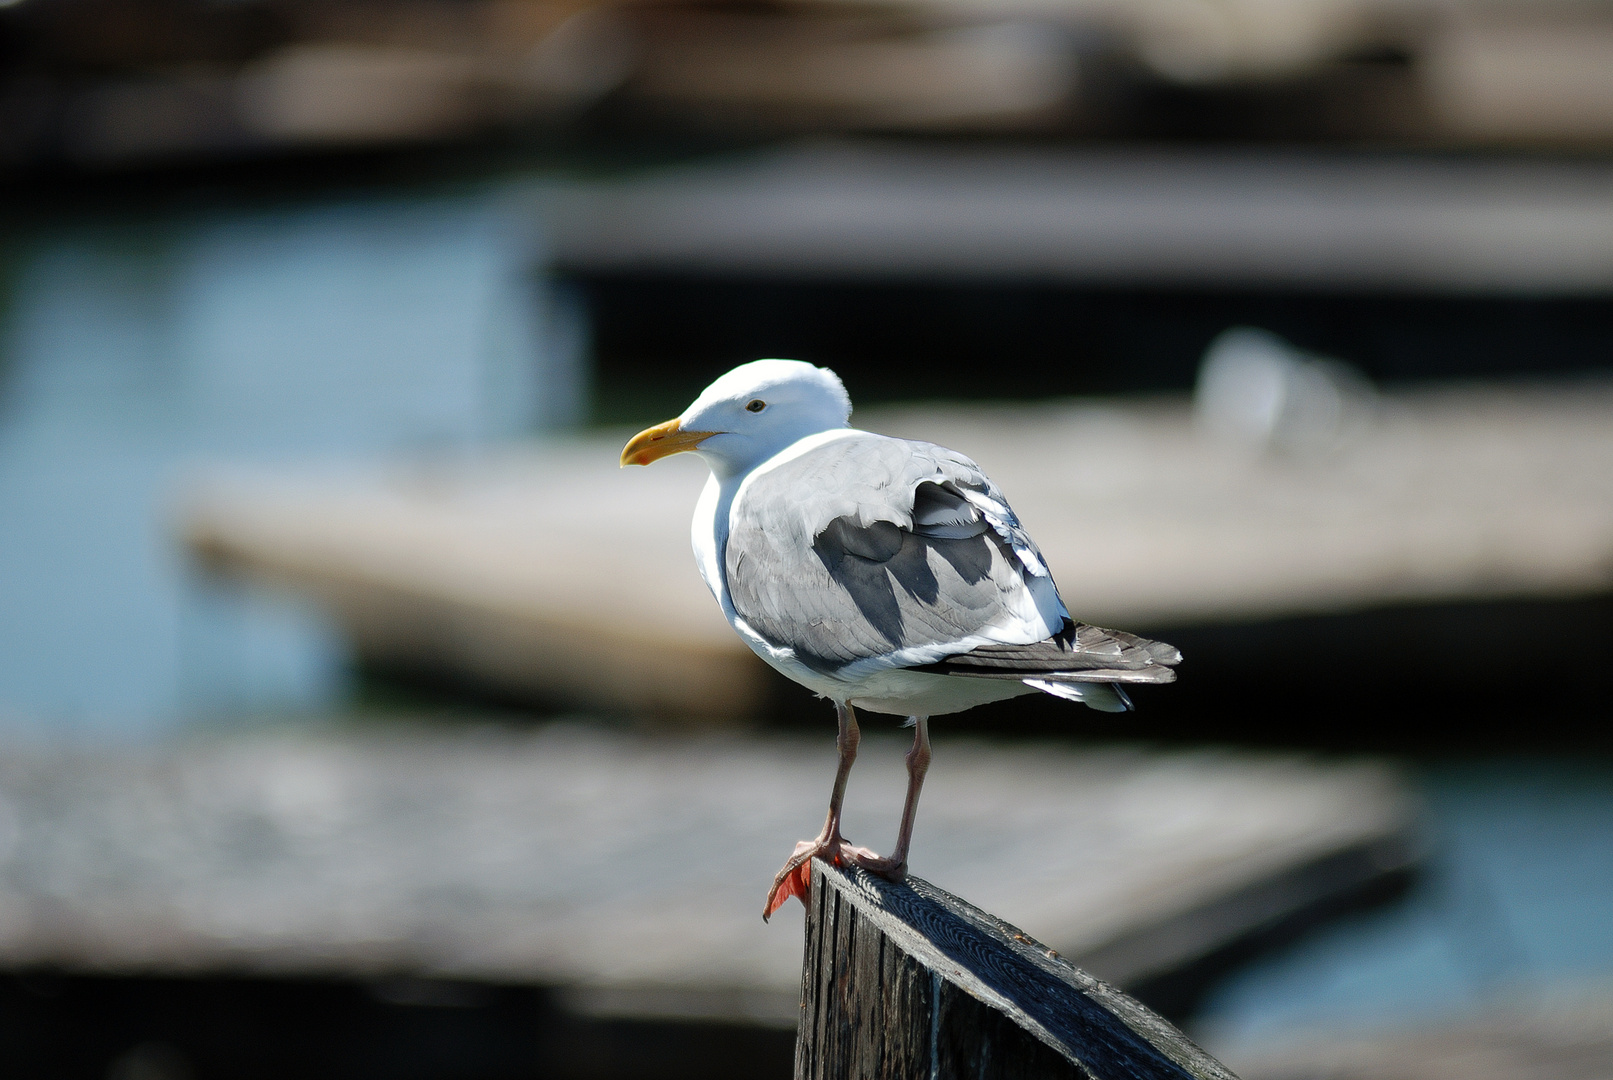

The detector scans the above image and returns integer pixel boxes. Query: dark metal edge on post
[796,857,1241,1080]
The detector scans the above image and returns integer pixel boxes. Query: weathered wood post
[796,858,1240,1080]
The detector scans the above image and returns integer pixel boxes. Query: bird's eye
[745,399,767,413]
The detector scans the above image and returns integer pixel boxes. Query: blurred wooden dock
[1210,996,1613,1080]
[551,146,1613,294]
[0,727,1413,1024]
[182,383,1613,719]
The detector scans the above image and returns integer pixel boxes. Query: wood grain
[798,858,1241,1079]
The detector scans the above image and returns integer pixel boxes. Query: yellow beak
[620,418,719,467]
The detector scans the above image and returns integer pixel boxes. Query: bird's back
[725,431,1067,679]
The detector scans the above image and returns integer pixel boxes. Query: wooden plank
[181,384,1613,719]
[0,728,1413,1025]
[797,858,1240,1079]
[550,146,1613,294]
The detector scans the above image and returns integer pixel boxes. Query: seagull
[621,359,1180,919]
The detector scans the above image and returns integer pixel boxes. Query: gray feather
[725,433,1051,674]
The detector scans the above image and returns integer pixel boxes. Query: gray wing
[725,433,1060,675]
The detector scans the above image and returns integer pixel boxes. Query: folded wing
[725,433,1063,677]
[725,431,1181,702]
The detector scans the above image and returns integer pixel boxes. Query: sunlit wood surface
[796,859,1237,1080]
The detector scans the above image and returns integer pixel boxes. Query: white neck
[691,472,740,619]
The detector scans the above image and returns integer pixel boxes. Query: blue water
[1195,757,1613,1038]
[0,182,585,736]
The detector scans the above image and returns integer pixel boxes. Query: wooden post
[796,858,1240,1080]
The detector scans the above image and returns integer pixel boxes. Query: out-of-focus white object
[1194,327,1376,454]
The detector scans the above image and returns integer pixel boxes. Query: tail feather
[916,619,1178,713]
[916,620,1179,684]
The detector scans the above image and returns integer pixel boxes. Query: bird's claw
[762,835,881,920]
[763,857,812,920]
[843,851,909,882]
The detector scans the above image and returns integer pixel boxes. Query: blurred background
[1,0,1612,1076]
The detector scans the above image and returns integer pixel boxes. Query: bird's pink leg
[763,703,878,920]
[844,716,931,882]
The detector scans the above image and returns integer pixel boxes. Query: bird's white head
[620,359,851,478]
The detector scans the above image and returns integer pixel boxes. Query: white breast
[690,473,732,619]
